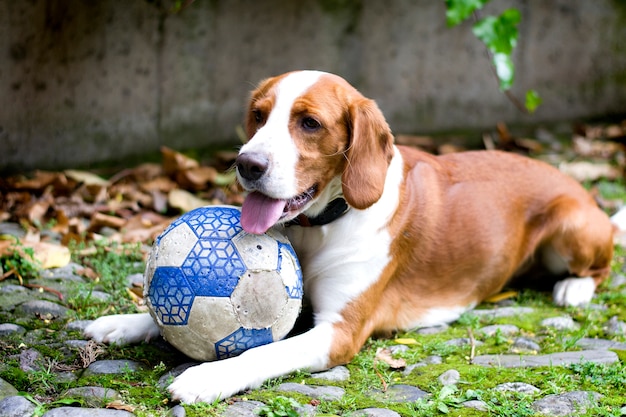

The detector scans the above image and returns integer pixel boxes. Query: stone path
[0,223,625,416]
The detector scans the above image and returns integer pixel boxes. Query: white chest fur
[283,147,404,324]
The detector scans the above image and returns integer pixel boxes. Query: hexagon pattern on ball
[145,205,303,361]
[148,267,194,325]
[216,328,273,360]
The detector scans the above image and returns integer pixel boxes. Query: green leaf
[525,89,542,113]
[472,9,520,55]
[438,384,458,401]
[472,8,521,90]
[445,0,491,26]
[492,53,514,90]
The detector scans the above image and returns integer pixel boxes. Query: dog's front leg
[168,322,335,403]
[84,313,161,345]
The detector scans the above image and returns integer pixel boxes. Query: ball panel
[215,327,273,360]
[185,206,242,240]
[147,267,195,325]
[270,298,302,341]
[153,223,198,268]
[277,242,303,300]
[143,244,157,292]
[232,232,279,271]
[181,239,246,297]
[230,270,287,328]
[161,295,239,361]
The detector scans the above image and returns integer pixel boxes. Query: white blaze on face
[240,71,325,199]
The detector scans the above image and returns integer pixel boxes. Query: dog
[85,70,616,403]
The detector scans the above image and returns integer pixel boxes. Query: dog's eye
[252,109,264,124]
[302,117,321,131]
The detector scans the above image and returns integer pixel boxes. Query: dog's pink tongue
[241,191,287,234]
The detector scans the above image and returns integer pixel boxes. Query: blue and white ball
[144,206,303,362]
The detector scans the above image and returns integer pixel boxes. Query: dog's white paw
[168,359,256,404]
[84,313,159,345]
[553,277,596,307]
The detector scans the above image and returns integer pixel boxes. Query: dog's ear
[342,98,395,210]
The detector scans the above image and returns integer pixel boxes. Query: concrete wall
[1,0,626,172]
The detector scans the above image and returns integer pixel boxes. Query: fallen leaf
[106,400,135,412]
[30,241,71,269]
[64,170,110,187]
[394,338,419,345]
[573,136,622,158]
[89,212,127,232]
[558,161,621,182]
[161,146,199,176]
[75,267,99,280]
[375,347,406,369]
[176,166,218,191]
[168,188,210,212]
[10,171,61,190]
[485,290,519,303]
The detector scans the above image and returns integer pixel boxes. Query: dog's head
[236,70,394,234]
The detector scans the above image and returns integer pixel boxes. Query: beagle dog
[85,70,615,403]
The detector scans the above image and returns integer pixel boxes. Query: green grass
[1,215,626,416]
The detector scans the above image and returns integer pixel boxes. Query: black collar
[287,198,350,227]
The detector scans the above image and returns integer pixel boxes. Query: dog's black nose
[236,152,269,181]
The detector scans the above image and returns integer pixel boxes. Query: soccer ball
[144,205,303,362]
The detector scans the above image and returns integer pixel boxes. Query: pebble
[0,323,26,336]
[41,408,134,417]
[345,408,401,417]
[531,391,602,416]
[414,324,448,334]
[479,324,519,337]
[541,316,579,330]
[472,349,618,368]
[403,355,442,375]
[0,395,36,417]
[445,338,484,347]
[277,383,345,400]
[0,222,26,238]
[221,400,264,417]
[510,337,541,353]
[470,306,534,319]
[576,337,626,350]
[494,382,540,395]
[438,369,460,386]
[604,315,626,336]
[168,405,187,417]
[311,365,350,381]
[16,348,43,372]
[368,384,428,402]
[84,359,148,376]
[0,379,18,400]
[66,320,93,332]
[461,400,489,411]
[15,300,70,319]
[609,273,626,288]
[61,387,121,407]
[40,263,84,281]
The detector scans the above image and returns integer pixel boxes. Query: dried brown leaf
[64,170,110,187]
[161,146,199,176]
[89,212,127,232]
[106,400,136,412]
[558,161,621,182]
[375,347,406,369]
[176,166,218,191]
[168,188,210,212]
